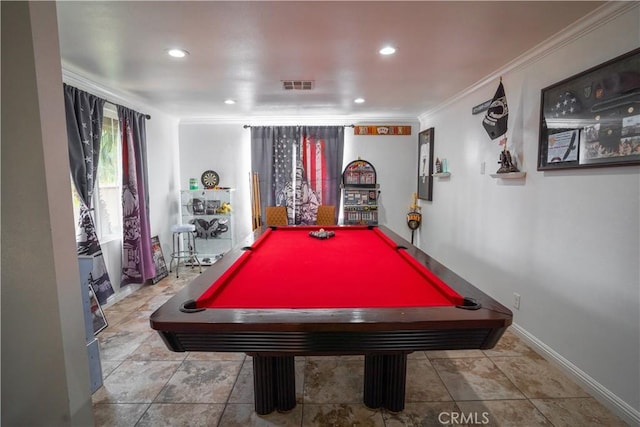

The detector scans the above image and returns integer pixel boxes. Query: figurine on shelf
[435,158,442,174]
[497,148,519,174]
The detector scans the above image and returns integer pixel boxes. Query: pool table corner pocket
[456,297,481,310]
[180,299,206,313]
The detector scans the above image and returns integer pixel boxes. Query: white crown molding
[510,323,640,426]
[418,1,638,123]
[179,116,419,126]
[61,67,160,118]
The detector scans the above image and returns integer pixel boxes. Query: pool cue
[251,172,260,229]
[254,172,262,227]
[250,172,257,230]
[252,173,260,230]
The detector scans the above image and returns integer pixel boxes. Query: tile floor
[94,268,629,426]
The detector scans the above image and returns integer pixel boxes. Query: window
[71,105,122,241]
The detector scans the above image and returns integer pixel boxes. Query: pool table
[150,225,512,414]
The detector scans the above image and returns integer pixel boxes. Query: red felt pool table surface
[195,226,464,309]
[151,225,512,415]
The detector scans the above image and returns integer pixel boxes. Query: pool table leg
[363,353,407,412]
[252,355,296,414]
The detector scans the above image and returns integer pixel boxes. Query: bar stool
[169,223,202,278]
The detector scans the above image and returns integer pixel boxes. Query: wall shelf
[490,172,526,179]
[433,172,451,178]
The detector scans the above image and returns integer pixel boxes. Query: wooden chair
[316,205,336,226]
[265,206,288,226]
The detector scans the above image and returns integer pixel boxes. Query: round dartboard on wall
[201,170,219,189]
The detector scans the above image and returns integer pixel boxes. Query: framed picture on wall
[151,235,169,284]
[88,283,108,335]
[417,128,434,201]
[538,47,640,170]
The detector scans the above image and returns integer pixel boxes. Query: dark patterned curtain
[118,106,155,285]
[63,84,114,304]
[251,126,344,225]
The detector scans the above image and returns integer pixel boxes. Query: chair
[265,206,288,226]
[169,223,201,278]
[316,205,336,226]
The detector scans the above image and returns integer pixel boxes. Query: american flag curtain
[63,84,115,305]
[251,126,344,225]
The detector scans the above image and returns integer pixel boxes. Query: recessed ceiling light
[167,48,189,58]
[354,98,365,104]
[224,99,236,105]
[379,46,396,55]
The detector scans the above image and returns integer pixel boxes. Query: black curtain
[63,84,114,304]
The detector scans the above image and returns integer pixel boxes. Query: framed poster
[89,283,108,335]
[538,47,640,170]
[151,235,169,284]
[417,128,434,200]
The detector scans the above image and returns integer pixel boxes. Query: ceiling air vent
[282,80,314,90]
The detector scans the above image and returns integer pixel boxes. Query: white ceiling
[56,1,604,120]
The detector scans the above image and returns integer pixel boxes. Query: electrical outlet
[513,293,521,310]
[480,162,486,175]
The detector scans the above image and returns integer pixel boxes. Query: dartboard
[201,170,219,189]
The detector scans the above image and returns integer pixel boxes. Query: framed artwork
[151,235,169,284]
[538,47,640,170]
[88,283,108,335]
[417,128,434,200]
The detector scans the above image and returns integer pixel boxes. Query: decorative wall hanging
[538,47,640,170]
[201,170,220,189]
[417,128,434,201]
[354,125,412,135]
[407,193,422,245]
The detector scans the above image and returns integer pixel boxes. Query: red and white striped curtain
[300,126,344,224]
[302,135,327,205]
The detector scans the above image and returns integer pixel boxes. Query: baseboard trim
[510,323,639,426]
